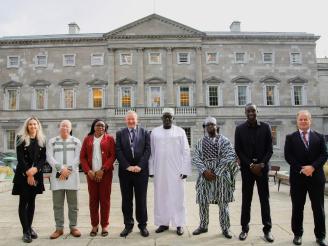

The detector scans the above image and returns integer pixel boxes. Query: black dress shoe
[239,231,248,241]
[155,225,169,233]
[177,227,184,236]
[120,227,133,237]
[30,228,38,239]
[223,229,233,239]
[140,228,149,237]
[316,238,328,246]
[22,233,32,243]
[192,227,208,235]
[293,236,302,245]
[264,232,274,243]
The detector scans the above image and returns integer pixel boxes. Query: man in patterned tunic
[47,120,82,239]
[192,117,238,239]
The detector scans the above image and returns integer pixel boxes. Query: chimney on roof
[230,21,241,32]
[68,22,80,34]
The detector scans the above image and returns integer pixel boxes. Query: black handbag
[42,162,52,173]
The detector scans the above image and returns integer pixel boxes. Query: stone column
[196,47,204,106]
[166,47,174,107]
[137,48,144,107]
[108,48,115,108]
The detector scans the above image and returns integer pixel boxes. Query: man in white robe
[149,108,191,236]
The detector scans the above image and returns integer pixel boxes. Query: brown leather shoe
[70,228,81,237]
[50,229,64,239]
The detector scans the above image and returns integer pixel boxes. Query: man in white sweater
[47,120,82,239]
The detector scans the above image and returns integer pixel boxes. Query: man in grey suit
[116,111,151,237]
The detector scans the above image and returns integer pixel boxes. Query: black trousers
[119,170,148,229]
[241,169,272,233]
[19,186,37,233]
[290,174,326,239]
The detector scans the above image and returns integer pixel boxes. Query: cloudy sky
[0,0,327,57]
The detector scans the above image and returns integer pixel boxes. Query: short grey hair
[125,110,138,118]
[296,110,312,120]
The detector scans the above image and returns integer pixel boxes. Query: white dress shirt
[92,134,104,171]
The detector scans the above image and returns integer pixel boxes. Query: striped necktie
[302,131,309,148]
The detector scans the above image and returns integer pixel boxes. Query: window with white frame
[264,85,277,106]
[177,52,190,64]
[206,52,219,64]
[62,88,76,109]
[149,86,162,107]
[7,56,20,68]
[5,129,16,151]
[263,52,273,63]
[149,52,161,64]
[120,87,132,107]
[290,52,301,64]
[35,55,47,67]
[208,85,220,106]
[120,53,132,65]
[4,89,19,110]
[91,53,104,66]
[63,54,76,66]
[271,126,279,147]
[179,86,190,106]
[235,52,246,63]
[33,88,47,110]
[292,85,306,106]
[236,85,250,106]
[91,88,104,108]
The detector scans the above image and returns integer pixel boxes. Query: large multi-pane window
[92,88,103,108]
[149,86,161,107]
[265,85,276,106]
[293,85,304,105]
[63,88,75,109]
[179,86,190,106]
[35,88,46,109]
[6,89,18,110]
[271,126,278,147]
[208,86,219,106]
[6,130,16,151]
[182,127,191,146]
[237,86,248,106]
[120,87,132,107]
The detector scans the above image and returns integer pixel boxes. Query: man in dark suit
[234,103,274,243]
[284,110,328,246]
[116,110,151,237]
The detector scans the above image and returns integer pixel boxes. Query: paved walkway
[0,173,327,245]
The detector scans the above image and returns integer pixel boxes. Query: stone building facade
[0,14,324,164]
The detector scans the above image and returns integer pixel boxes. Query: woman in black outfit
[12,116,46,243]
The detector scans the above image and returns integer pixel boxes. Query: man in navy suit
[116,111,151,237]
[284,110,328,246]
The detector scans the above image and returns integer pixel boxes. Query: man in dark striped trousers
[192,117,239,238]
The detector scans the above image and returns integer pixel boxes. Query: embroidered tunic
[192,134,238,204]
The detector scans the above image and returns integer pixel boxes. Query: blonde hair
[17,116,46,147]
